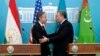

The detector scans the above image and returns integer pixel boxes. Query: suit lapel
[37,22,47,36]
[57,20,67,33]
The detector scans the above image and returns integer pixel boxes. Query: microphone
[73,36,78,44]
[90,27,100,39]
[21,28,37,43]
[72,36,78,54]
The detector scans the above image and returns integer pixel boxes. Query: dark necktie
[42,26,45,30]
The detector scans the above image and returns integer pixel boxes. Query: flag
[5,0,22,44]
[29,0,43,44]
[55,0,67,30]
[4,36,7,44]
[58,0,66,11]
[29,29,33,44]
[77,0,95,43]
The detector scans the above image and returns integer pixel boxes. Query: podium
[68,44,100,56]
[0,44,41,55]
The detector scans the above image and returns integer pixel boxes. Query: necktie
[42,26,45,30]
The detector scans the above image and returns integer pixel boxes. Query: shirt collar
[38,21,45,27]
[60,19,66,24]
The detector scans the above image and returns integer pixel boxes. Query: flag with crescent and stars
[77,0,95,43]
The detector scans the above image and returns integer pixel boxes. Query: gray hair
[37,11,45,21]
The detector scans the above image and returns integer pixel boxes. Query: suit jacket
[32,22,50,56]
[48,20,73,56]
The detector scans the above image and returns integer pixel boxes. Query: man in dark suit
[32,11,50,56]
[40,10,73,56]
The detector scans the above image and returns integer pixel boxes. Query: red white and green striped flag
[5,0,22,44]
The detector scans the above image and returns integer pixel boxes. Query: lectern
[68,44,100,56]
[0,44,41,55]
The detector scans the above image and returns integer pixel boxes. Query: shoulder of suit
[32,23,40,29]
[63,20,72,26]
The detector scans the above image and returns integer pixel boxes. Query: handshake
[39,36,49,43]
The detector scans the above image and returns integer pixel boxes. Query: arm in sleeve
[49,24,73,43]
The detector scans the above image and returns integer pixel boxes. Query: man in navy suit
[32,11,50,56]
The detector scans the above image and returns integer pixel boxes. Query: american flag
[33,0,43,25]
[29,0,43,44]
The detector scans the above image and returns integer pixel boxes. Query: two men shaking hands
[32,10,73,56]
